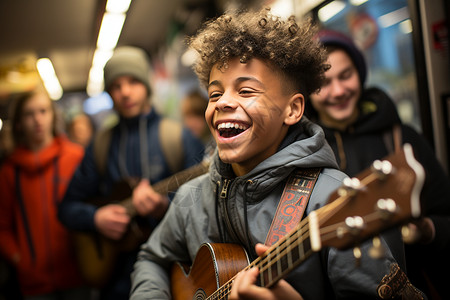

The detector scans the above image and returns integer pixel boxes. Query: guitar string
[208,172,382,299]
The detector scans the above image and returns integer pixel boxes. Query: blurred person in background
[0,90,89,300]
[66,112,95,148]
[306,29,450,299]
[0,121,13,166]
[181,89,215,156]
[58,46,205,300]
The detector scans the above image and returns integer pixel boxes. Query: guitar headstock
[312,144,425,251]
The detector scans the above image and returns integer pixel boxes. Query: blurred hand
[403,217,435,244]
[94,204,130,240]
[132,179,169,219]
[229,243,304,300]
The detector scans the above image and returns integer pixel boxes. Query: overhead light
[350,0,368,6]
[97,12,126,50]
[378,6,409,28]
[106,0,132,14]
[318,1,346,22]
[87,49,114,97]
[86,78,104,97]
[399,19,412,34]
[36,58,63,100]
[92,48,114,69]
[87,0,132,95]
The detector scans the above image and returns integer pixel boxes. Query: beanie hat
[103,46,152,95]
[317,29,367,87]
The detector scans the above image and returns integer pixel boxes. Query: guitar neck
[207,218,313,299]
[121,161,210,217]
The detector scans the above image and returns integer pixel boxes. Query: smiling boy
[130,8,414,300]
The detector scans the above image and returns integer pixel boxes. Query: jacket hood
[352,87,401,134]
[209,117,339,200]
[7,136,67,173]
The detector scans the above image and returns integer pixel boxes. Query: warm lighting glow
[318,1,346,22]
[106,0,132,14]
[97,12,126,50]
[36,58,63,100]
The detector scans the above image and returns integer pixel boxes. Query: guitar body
[171,243,249,300]
[72,231,118,287]
[73,178,153,287]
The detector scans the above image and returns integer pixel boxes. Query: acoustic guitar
[73,160,210,287]
[171,144,425,299]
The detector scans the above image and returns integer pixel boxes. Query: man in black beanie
[58,46,205,300]
[306,29,450,300]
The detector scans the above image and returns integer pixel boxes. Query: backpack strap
[93,126,113,176]
[159,118,184,174]
[265,167,322,246]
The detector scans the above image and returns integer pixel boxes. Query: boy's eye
[340,67,355,80]
[239,88,257,95]
[130,78,141,84]
[209,92,222,100]
[322,78,331,87]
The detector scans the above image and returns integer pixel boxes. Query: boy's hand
[132,179,169,219]
[229,243,304,300]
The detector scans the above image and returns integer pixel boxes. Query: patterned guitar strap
[265,168,321,246]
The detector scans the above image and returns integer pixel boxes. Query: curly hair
[188,7,329,96]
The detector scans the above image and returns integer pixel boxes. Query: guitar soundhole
[194,289,207,300]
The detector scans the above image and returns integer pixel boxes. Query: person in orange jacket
[0,90,90,299]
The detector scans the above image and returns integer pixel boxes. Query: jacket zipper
[220,179,240,242]
[220,179,230,198]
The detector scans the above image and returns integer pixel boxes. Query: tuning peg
[369,236,386,259]
[338,177,361,197]
[345,216,365,236]
[371,159,393,180]
[376,198,397,219]
[353,246,362,267]
[401,224,420,244]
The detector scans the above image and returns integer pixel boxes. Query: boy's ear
[284,93,304,125]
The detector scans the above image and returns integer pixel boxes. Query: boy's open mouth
[217,122,249,138]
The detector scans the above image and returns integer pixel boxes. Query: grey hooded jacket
[130,118,398,299]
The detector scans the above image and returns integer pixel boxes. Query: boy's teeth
[217,123,247,130]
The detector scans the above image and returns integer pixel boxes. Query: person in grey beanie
[58,46,205,300]
[306,29,450,299]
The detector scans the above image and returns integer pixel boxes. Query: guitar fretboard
[207,218,314,300]
[122,161,209,217]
